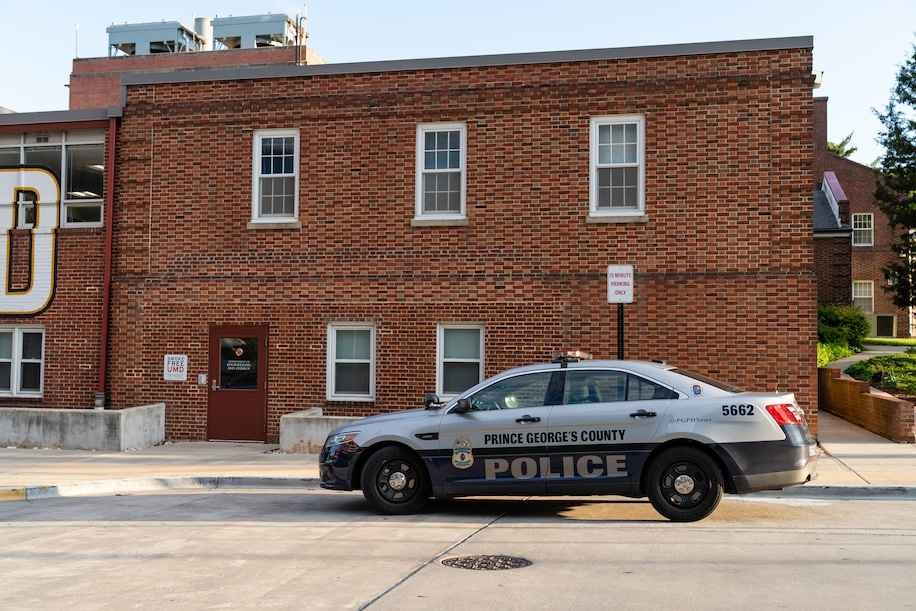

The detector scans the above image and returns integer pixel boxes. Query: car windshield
[671,369,743,393]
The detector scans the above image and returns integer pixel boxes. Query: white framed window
[0,131,105,229]
[415,123,467,220]
[251,129,299,223]
[589,115,645,216]
[326,324,375,401]
[852,213,874,246]
[437,324,484,397]
[0,328,45,397]
[852,280,874,313]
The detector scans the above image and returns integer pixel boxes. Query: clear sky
[1,0,914,165]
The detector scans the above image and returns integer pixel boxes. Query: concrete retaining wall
[818,368,916,443]
[280,408,360,453]
[0,403,165,451]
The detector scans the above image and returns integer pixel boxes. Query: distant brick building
[1,35,819,441]
[813,97,909,336]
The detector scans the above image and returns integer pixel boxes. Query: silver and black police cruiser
[319,355,817,522]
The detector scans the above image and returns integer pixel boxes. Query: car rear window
[671,369,743,393]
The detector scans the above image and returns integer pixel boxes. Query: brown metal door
[208,324,268,441]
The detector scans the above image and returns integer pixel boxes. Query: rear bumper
[732,455,818,493]
[714,430,818,494]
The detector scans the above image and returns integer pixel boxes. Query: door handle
[515,415,541,424]
[629,409,657,419]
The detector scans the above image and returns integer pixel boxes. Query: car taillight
[765,403,804,426]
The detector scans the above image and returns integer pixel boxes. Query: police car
[319,356,817,522]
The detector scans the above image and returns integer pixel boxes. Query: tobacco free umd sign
[607,265,634,303]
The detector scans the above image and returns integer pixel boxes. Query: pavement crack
[357,508,511,610]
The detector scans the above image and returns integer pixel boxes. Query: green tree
[876,41,916,308]
[827,131,859,158]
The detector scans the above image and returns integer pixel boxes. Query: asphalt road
[2,488,915,610]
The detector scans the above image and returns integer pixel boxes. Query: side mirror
[452,398,472,414]
[424,393,442,409]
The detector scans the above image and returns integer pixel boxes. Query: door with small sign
[207,325,268,441]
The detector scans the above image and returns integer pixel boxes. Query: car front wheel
[646,446,723,522]
[361,446,430,515]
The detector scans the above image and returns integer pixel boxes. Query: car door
[436,370,562,496]
[546,368,680,495]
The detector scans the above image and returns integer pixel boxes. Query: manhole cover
[441,555,532,570]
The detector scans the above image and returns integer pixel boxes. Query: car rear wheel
[361,446,430,515]
[646,446,723,522]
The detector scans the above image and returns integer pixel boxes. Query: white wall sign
[607,265,635,303]
[163,354,189,381]
[0,168,60,315]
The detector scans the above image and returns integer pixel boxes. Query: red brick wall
[111,47,817,440]
[819,368,915,442]
[69,46,321,109]
[813,98,909,336]
[814,236,852,305]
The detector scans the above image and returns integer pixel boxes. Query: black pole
[617,303,624,360]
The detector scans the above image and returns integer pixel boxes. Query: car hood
[337,408,438,431]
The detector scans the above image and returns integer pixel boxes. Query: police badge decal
[452,438,474,469]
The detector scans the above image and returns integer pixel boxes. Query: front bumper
[318,441,363,491]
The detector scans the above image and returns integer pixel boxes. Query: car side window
[562,370,627,405]
[467,372,553,411]
[627,374,679,400]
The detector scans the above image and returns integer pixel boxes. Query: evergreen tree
[827,132,859,158]
[876,42,916,308]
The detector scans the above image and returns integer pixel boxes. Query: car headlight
[328,431,360,446]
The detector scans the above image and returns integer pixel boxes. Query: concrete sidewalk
[0,441,318,488]
[817,411,916,486]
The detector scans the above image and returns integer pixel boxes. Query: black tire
[361,446,430,515]
[646,446,723,522]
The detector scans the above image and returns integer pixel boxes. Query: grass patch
[863,337,916,347]
[817,342,855,367]
[846,354,916,395]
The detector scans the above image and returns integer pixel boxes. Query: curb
[0,476,320,502]
[755,485,916,500]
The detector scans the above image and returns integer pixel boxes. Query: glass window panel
[611,167,625,186]
[424,132,436,150]
[261,138,271,155]
[563,370,627,404]
[598,188,610,208]
[261,157,271,174]
[598,125,610,144]
[444,362,481,395]
[625,143,637,163]
[598,145,611,164]
[448,191,460,211]
[611,188,625,207]
[624,186,637,207]
[436,132,448,149]
[611,144,625,163]
[424,192,435,212]
[282,137,293,155]
[65,144,104,200]
[66,204,102,224]
[624,167,638,186]
[219,337,259,389]
[448,172,460,191]
[625,123,637,142]
[24,146,61,181]
[0,362,9,391]
[424,152,436,170]
[597,168,611,187]
[22,332,42,359]
[283,157,293,173]
[335,363,370,394]
[468,372,551,410]
[436,192,448,211]
[627,374,679,401]
[448,151,460,169]
[444,328,480,359]
[272,157,284,174]
[0,148,20,166]
[436,151,448,169]
[448,130,460,149]
[281,195,294,215]
[0,332,11,359]
[611,124,624,144]
[261,177,274,197]
[20,362,41,392]
[335,329,371,360]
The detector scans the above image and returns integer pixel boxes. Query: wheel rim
[375,459,419,503]
[660,461,709,509]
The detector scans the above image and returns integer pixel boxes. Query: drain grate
[441,554,532,571]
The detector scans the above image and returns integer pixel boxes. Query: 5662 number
[722,404,755,416]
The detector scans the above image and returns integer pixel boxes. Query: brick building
[813,97,910,336]
[1,34,819,441]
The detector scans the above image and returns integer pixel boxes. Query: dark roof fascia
[121,35,814,87]
[0,107,121,127]
[813,228,853,237]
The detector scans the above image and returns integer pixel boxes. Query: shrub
[817,342,855,367]
[818,305,870,349]
[846,354,916,395]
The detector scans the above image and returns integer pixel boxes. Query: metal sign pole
[617,303,624,360]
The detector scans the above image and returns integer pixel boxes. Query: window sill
[411,217,469,227]
[247,220,301,230]
[327,395,376,403]
[586,214,648,224]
